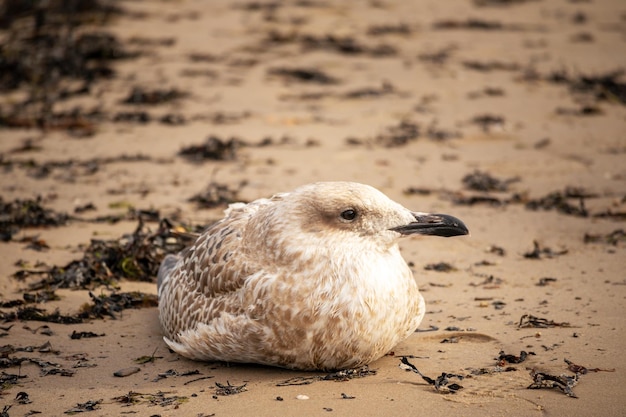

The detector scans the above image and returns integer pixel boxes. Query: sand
[1,0,625,415]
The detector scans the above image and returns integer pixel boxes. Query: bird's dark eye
[340,209,358,221]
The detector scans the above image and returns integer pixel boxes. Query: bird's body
[158,182,467,371]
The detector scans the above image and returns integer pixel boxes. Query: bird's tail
[157,253,181,296]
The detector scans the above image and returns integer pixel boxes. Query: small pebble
[113,366,140,377]
[296,394,309,400]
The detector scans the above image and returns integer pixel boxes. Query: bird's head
[280,182,468,248]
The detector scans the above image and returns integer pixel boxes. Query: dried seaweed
[584,229,626,246]
[121,87,187,105]
[189,181,246,209]
[268,67,339,84]
[134,348,162,364]
[462,170,519,192]
[70,331,104,340]
[0,1,136,133]
[536,277,557,286]
[525,187,592,216]
[497,350,535,365]
[178,136,243,162]
[400,357,463,393]
[523,241,568,259]
[265,31,397,57]
[518,314,572,328]
[432,18,528,31]
[276,366,376,386]
[463,60,521,72]
[1,307,83,324]
[564,358,615,374]
[375,120,420,147]
[474,0,538,6]
[342,82,398,100]
[26,219,188,290]
[527,369,579,398]
[0,197,70,241]
[78,291,158,320]
[112,391,188,407]
[471,114,505,132]
[2,153,154,181]
[64,399,102,414]
[546,69,626,105]
[214,381,247,396]
[424,262,457,272]
[322,366,376,381]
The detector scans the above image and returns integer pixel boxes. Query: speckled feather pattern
[158,182,426,371]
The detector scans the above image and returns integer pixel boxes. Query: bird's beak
[390,213,469,237]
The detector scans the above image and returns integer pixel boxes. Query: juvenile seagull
[158,182,468,371]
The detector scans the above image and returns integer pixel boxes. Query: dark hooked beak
[390,213,469,237]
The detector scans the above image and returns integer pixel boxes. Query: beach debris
[424,262,457,272]
[0,373,27,395]
[432,18,528,31]
[323,366,376,381]
[400,357,464,393]
[367,23,412,36]
[15,391,31,404]
[462,170,519,192]
[375,120,421,147]
[0,197,69,241]
[296,394,309,400]
[523,241,569,259]
[189,181,246,209]
[70,331,105,340]
[24,218,190,290]
[527,369,579,398]
[178,136,242,162]
[152,369,203,383]
[463,60,521,73]
[268,67,339,85]
[214,381,247,396]
[583,229,626,246]
[121,87,187,105]
[1,307,82,325]
[471,114,505,132]
[525,187,592,217]
[0,1,134,134]
[497,350,535,365]
[113,367,141,378]
[518,314,572,328]
[134,348,162,364]
[486,244,506,256]
[536,277,557,286]
[544,69,626,106]
[113,391,188,407]
[276,366,376,386]
[80,291,158,320]
[469,273,503,288]
[264,31,397,57]
[64,399,102,414]
[564,358,615,374]
[341,392,356,399]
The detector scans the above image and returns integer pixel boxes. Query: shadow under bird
[158,181,468,371]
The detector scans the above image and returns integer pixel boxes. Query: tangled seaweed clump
[21,218,200,291]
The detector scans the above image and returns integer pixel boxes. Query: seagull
[158,182,468,371]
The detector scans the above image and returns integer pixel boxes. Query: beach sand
[1,0,625,415]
